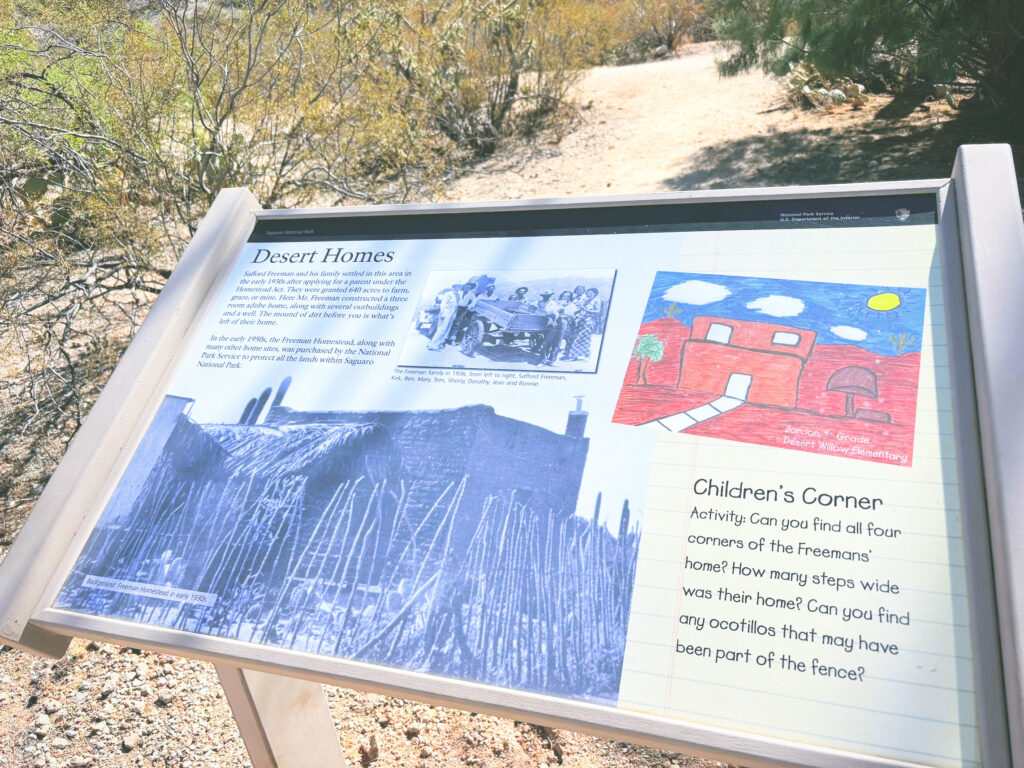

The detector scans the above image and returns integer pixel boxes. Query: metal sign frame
[1,144,1020,768]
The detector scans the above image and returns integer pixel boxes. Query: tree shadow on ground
[663,111,1023,202]
[873,91,928,122]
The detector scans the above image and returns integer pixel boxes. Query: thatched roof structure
[202,422,384,477]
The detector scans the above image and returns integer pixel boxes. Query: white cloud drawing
[831,325,868,341]
[662,280,730,305]
[745,295,805,317]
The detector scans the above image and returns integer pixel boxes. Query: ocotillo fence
[59,467,640,703]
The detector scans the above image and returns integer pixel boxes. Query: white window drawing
[706,323,733,344]
[772,331,801,346]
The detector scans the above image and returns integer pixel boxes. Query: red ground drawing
[613,317,923,467]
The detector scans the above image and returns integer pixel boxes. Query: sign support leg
[215,664,348,768]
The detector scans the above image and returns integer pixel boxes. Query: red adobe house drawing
[678,316,817,407]
[620,272,926,464]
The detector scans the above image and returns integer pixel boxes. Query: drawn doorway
[724,373,752,401]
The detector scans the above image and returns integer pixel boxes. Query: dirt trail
[444,42,963,202]
[445,43,782,199]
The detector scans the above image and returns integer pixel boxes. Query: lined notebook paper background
[616,224,978,768]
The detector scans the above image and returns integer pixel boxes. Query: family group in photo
[529,285,605,365]
[421,277,606,367]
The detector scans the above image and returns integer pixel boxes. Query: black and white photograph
[56,380,642,705]
[398,269,616,373]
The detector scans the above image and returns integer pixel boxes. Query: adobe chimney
[565,396,588,439]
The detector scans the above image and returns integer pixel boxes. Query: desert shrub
[628,0,702,50]
[516,0,619,132]
[392,0,586,157]
[583,0,711,64]
[537,0,635,67]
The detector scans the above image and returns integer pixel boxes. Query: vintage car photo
[400,269,616,373]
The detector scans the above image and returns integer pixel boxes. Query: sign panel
[39,193,996,766]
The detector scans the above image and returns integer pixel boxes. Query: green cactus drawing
[889,332,917,355]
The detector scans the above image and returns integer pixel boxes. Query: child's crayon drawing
[613,273,927,467]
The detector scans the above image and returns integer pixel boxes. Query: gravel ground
[0,639,726,768]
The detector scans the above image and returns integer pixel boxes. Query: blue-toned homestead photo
[57,380,641,704]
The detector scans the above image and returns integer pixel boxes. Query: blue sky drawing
[642,272,927,356]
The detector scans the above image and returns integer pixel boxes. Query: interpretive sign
[2,145,1022,768]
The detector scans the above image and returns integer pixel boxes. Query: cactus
[889,332,917,355]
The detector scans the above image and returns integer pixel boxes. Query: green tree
[633,334,665,384]
[708,0,1024,125]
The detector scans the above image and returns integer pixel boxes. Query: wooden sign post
[1,145,1021,768]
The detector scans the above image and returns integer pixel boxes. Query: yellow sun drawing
[867,292,901,311]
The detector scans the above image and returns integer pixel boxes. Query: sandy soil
[443,42,966,202]
[0,42,979,768]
